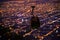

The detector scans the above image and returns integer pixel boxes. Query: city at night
[0,0,60,40]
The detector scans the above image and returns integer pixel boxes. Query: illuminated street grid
[0,0,60,40]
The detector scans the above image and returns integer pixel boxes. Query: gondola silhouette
[31,6,40,29]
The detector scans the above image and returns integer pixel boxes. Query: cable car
[31,6,40,29]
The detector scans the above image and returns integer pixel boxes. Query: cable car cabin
[30,6,40,29]
[31,16,40,29]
